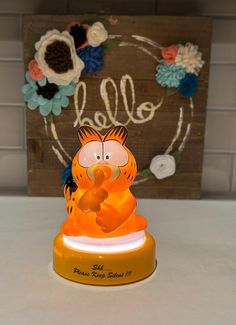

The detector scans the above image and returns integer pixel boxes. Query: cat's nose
[94,165,112,181]
[87,164,120,181]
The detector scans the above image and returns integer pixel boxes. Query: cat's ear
[78,125,102,145]
[103,125,128,145]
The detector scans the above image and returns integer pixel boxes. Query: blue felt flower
[178,73,198,98]
[156,62,186,88]
[77,45,104,74]
[61,163,72,184]
[21,72,75,117]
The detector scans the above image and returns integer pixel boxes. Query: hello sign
[23,15,212,198]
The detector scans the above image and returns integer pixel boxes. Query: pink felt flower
[28,59,44,80]
[161,45,178,64]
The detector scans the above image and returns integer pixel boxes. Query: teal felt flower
[21,72,75,116]
[156,62,186,88]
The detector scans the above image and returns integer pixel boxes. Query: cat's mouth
[87,164,120,182]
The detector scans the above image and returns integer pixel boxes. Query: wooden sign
[23,15,212,198]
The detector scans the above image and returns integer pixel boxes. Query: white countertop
[0,197,235,325]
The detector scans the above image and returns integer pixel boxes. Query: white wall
[0,0,235,196]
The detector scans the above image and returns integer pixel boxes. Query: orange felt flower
[28,59,44,80]
[161,45,178,64]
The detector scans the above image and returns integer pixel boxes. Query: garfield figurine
[53,125,156,286]
[61,125,147,238]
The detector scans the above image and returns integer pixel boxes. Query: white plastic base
[63,230,146,253]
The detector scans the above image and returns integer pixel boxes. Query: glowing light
[63,231,146,253]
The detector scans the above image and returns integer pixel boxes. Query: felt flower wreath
[22,22,204,186]
[22,21,108,117]
[156,42,204,98]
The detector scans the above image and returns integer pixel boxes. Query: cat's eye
[103,140,128,166]
[78,141,103,167]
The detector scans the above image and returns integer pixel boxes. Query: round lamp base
[53,232,156,286]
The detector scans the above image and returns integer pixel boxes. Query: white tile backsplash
[205,111,236,152]
[211,20,236,63]
[0,16,22,60]
[202,154,232,192]
[0,150,27,189]
[0,106,25,148]
[208,65,236,108]
[0,62,24,104]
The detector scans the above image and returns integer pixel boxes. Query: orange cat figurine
[61,125,147,238]
[54,124,156,285]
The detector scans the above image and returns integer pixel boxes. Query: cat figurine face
[72,125,137,192]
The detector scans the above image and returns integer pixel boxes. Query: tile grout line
[207,106,236,111]
[0,58,23,62]
[204,150,236,155]
[0,146,25,151]
[0,103,25,107]
[211,61,236,65]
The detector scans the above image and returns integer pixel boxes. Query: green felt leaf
[138,168,156,179]
[28,30,41,58]
[166,87,178,97]
[172,151,181,163]
[103,39,121,52]
[46,113,54,124]
[80,15,101,25]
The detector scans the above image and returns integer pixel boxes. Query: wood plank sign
[23,15,212,198]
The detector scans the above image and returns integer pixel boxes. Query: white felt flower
[35,29,84,85]
[87,22,108,47]
[175,43,204,75]
[150,154,176,180]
